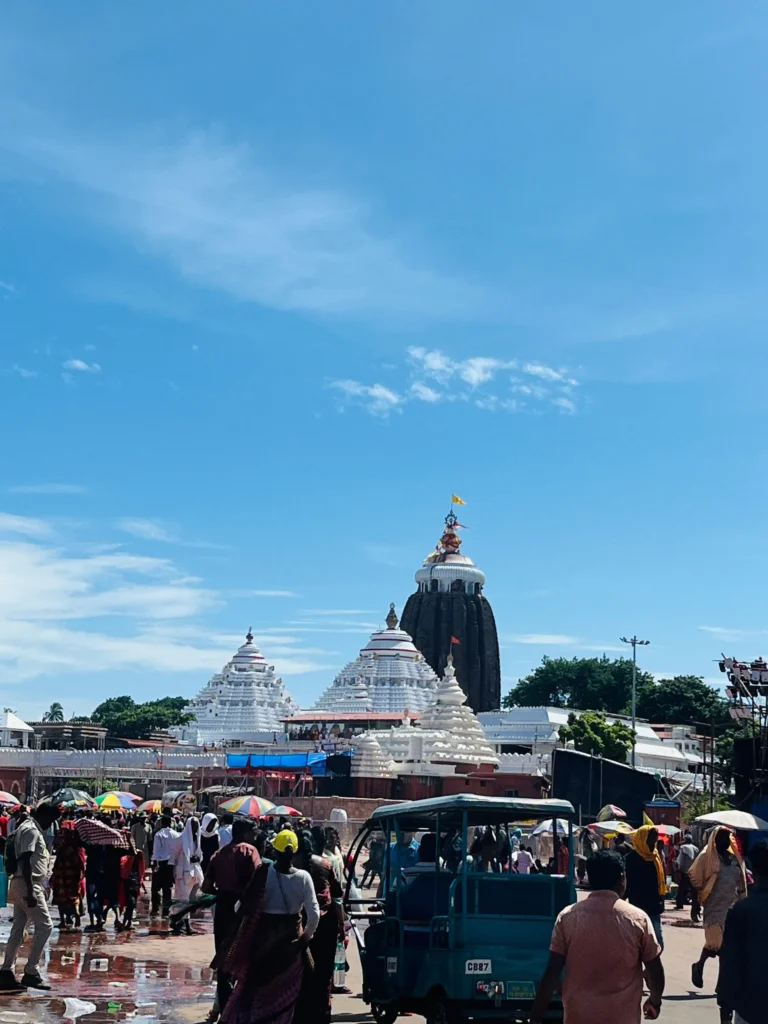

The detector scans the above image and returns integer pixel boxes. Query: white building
[172,630,298,746]
[479,707,704,780]
[0,712,33,749]
[310,605,439,716]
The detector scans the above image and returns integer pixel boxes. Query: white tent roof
[0,712,33,733]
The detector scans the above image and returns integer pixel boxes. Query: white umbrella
[588,820,635,836]
[694,810,768,832]
[530,818,570,837]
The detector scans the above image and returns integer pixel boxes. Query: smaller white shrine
[350,733,395,779]
[172,630,298,746]
[310,605,439,715]
[366,655,499,774]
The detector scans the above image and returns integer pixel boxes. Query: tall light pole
[620,635,650,768]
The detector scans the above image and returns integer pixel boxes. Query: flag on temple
[452,494,467,505]
[451,636,461,645]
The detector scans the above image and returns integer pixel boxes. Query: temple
[400,509,501,712]
[308,604,439,715]
[172,630,298,746]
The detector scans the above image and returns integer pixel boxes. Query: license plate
[507,981,536,1000]
[465,959,492,975]
[386,957,397,974]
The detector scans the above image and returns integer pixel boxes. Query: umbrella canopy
[0,792,20,807]
[655,824,681,838]
[270,805,300,817]
[588,820,635,836]
[219,795,276,818]
[596,804,627,822]
[95,792,140,811]
[530,818,570,837]
[136,800,162,815]
[38,788,96,809]
[695,810,768,832]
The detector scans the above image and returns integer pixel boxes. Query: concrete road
[334,906,722,1023]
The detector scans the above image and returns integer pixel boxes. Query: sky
[2,3,768,720]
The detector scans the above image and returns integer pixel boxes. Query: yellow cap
[272,828,299,853]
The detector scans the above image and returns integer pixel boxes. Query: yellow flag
[452,494,467,506]
[643,811,655,827]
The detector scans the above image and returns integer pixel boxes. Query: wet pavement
[0,898,218,1024]
[0,892,721,1022]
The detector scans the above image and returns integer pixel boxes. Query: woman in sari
[221,829,320,1024]
[117,831,146,932]
[625,825,667,949]
[51,821,85,932]
[295,831,345,1024]
[690,825,746,1010]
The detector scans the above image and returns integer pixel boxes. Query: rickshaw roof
[367,794,575,829]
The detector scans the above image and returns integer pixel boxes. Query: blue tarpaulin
[226,752,330,775]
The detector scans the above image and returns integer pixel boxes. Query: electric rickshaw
[344,794,576,1023]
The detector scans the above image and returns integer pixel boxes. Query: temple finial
[386,603,399,630]
[246,626,254,643]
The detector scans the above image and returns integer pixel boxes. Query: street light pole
[620,635,650,768]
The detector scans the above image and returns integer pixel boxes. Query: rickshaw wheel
[425,994,459,1024]
[370,1004,398,1024]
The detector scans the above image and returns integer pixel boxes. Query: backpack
[4,833,18,877]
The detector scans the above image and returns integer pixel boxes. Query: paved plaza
[0,897,725,1023]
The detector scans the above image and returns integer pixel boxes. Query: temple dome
[310,605,439,715]
[351,733,395,779]
[171,629,297,746]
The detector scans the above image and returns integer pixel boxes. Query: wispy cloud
[228,589,299,598]
[699,625,768,643]
[63,358,100,373]
[329,380,403,417]
[330,346,580,418]
[0,281,16,294]
[9,483,88,495]
[117,518,176,543]
[0,513,51,538]
[9,365,36,379]
[2,122,484,323]
[507,633,582,645]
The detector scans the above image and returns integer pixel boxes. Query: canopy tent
[226,751,335,776]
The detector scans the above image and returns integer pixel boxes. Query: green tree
[71,777,118,795]
[503,655,656,714]
[636,676,729,725]
[69,716,92,724]
[90,696,193,739]
[558,711,636,764]
[42,702,65,723]
[682,789,732,822]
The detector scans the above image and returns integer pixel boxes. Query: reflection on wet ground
[0,900,216,1023]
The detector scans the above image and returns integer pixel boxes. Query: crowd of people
[0,800,349,1024]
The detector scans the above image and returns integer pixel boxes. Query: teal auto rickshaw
[344,794,576,1023]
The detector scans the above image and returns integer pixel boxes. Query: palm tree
[42,703,65,723]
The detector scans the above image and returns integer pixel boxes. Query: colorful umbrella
[218,795,276,818]
[588,820,635,836]
[136,800,162,814]
[596,804,627,822]
[0,792,20,807]
[95,792,140,811]
[270,805,300,817]
[38,788,96,809]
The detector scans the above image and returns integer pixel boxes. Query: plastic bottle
[333,941,346,989]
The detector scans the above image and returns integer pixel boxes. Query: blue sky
[2,3,767,719]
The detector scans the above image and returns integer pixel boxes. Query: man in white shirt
[0,804,60,992]
[516,846,534,875]
[151,815,180,917]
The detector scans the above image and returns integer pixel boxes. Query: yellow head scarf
[688,826,745,905]
[631,824,668,896]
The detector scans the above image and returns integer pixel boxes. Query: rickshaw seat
[453,874,572,917]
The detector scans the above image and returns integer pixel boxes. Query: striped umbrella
[218,795,276,818]
[136,800,162,814]
[95,792,140,811]
[38,788,97,809]
[270,805,300,817]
